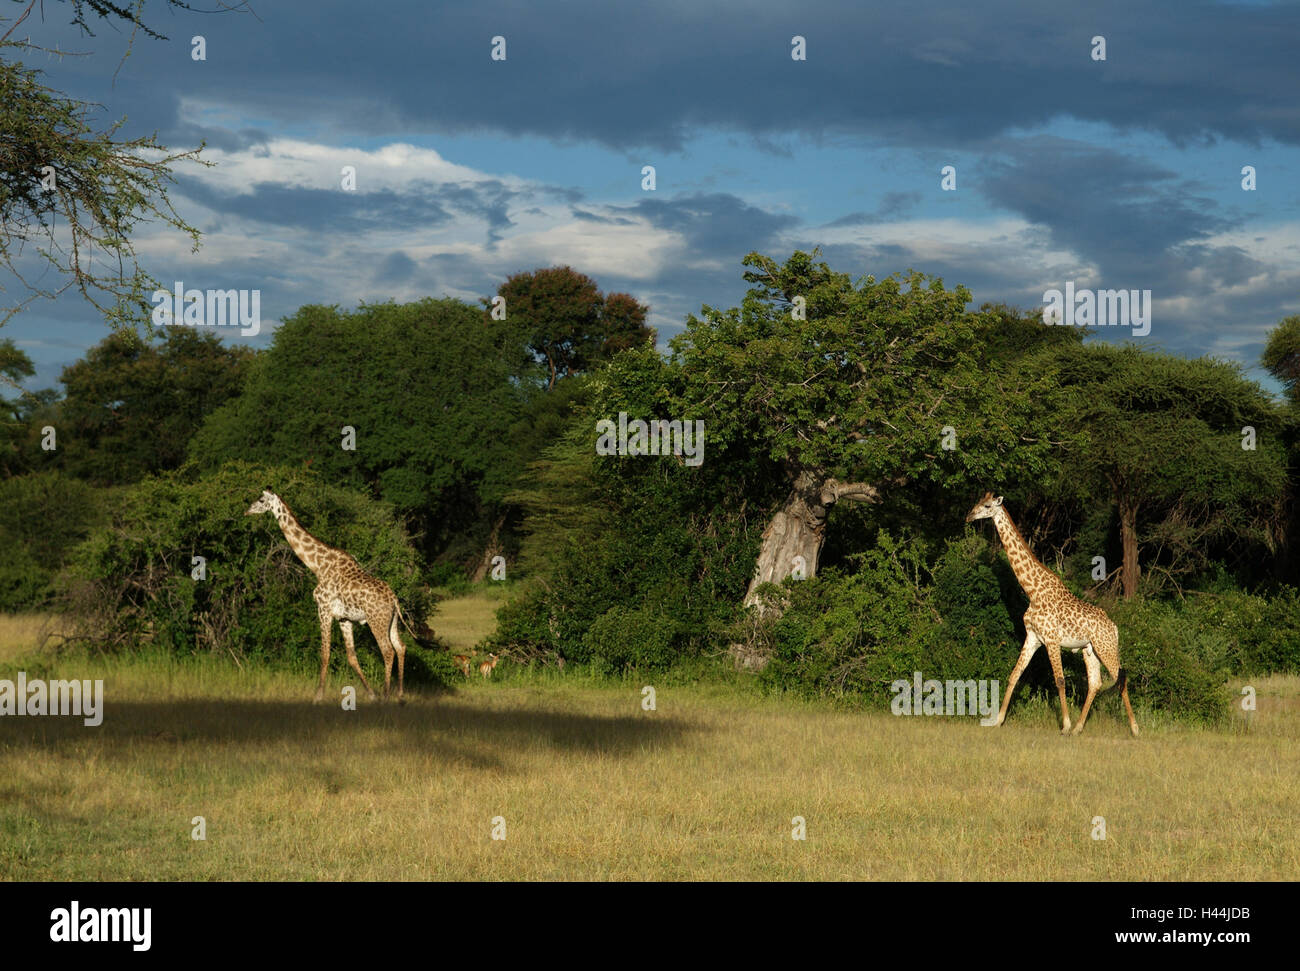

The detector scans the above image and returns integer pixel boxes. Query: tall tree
[1263,315,1300,404]
[0,336,36,474]
[57,327,252,484]
[493,266,653,389]
[189,298,539,562]
[1050,343,1287,597]
[597,250,1070,608]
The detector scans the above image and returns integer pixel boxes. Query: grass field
[1,595,1297,880]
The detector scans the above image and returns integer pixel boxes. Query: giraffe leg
[1072,645,1103,735]
[372,608,396,702]
[992,631,1041,727]
[340,621,376,700]
[1046,642,1071,734]
[1120,674,1139,737]
[388,612,407,705]
[1096,636,1140,738]
[314,600,333,703]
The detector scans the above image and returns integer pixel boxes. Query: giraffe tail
[1099,667,1127,697]
[395,603,437,646]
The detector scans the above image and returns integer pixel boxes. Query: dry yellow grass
[428,585,511,653]
[0,613,62,663]
[1,601,1297,880]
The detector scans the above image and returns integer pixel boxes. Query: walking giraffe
[965,492,1139,736]
[245,488,408,703]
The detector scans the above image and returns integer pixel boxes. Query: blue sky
[4,0,1299,392]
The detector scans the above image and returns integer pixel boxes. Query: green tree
[0,336,35,474]
[1,1,210,330]
[1262,314,1300,404]
[56,327,252,485]
[650,250,1070,605]
[1049,343,1287,597]
[189,298,538,562]
[1261,315,1300,583]
[493,266,653,390]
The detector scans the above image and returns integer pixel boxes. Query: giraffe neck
[991,507,1064,601]
[273,499,330,575]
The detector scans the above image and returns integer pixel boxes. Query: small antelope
[478,653,499,678]
[452,654,472,676]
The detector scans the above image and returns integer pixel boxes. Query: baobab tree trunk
[743,471,884,610]
[1119,496,1140,599]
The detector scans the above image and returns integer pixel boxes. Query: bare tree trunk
[743,472,883,610]
[1119,495,1140,599]
[471,512,508,583]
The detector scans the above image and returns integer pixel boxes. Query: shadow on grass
[0,693,704,772]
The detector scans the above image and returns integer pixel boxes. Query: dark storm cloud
[44,0,1300,152]
[437,180,518,246]
[824,191,923,227]
[977,135,1256,294]
[571,208,636,225]
[175,179,455,233]
[611,192,798,258]
[373,250,418,285]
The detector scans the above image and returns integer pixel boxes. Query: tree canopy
[1,0,206,330]
[188,298,540,558]
[55,327,252,485]
[493,266,653,389]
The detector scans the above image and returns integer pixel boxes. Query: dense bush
[0,472,112,610]
[62,461,451,686]
[489,355,766,671]
[1181,586,1300,676]
[758,532,1017,704]
[582,604,686,674]
[1106,599,1231,723]
[752,529,1230,723]
[491,471,758,671]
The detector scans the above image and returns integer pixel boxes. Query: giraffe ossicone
[245,488,409,704]
[965,491,1139,737]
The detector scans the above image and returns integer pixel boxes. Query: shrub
[1181,587,1300,676]
[757,530,1230,724]
[0,472,111,610]
[488,416,762,667]
[1107,598,1230,724]
[929,532,1024,680]
[582,604,684,674]
[62,461,449,686]
[758,531,943,704]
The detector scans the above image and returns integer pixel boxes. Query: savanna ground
[0,597,1296,881]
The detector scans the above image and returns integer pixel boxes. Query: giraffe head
[245,487,281,517]
[964,492,1004,523]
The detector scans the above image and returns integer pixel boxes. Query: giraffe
[965,492,1138,736]
[245,488,407,704]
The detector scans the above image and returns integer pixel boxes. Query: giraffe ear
[994,495,1004,505]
